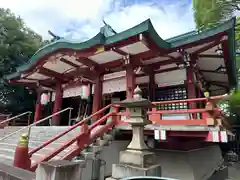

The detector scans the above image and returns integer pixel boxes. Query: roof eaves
[15,32,104,73]
[5,32,105,80]
[170,18,236,48]
[104,19,151,45]
[147,21,171,49]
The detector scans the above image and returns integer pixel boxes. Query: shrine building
[5,17,236,137]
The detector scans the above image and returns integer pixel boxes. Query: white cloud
[0,0,195,40]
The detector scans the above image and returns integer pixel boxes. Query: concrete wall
[187,146,223,180]
[99,141,129,177]
[99,141,223,180]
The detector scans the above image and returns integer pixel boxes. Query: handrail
[0,107,73,142]
[30,112,115,170]
[29,103,113,156]
[0,111,32,126]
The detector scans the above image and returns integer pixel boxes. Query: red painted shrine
[5,17,237,149]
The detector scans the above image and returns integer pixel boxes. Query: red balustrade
[116,95,229,127]
[14,95,230,171]
[25,104,118,171]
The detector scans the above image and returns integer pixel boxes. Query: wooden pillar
[92,75,102,121]
[126,64,136,99]
[34,91,42,122]
[186,64,196,109]
[52,84,63,125]
[87,84,93,116]
[148,72,156,101]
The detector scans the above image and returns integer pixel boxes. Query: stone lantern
[106,86,161,179]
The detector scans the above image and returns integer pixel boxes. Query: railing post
[204,100,215,126]
[112,105,119,124]
[149,107,160,124]
[68,108,72,126]
[13,133,31,170]
[27,112,32,126]
[77,123,90,149]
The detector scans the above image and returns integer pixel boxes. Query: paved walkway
[226,163,240,180]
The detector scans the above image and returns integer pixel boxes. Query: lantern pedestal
[106,86,161,180]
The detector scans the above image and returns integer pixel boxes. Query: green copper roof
[5,18,236,83]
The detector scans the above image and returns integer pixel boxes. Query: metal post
[68,109,72,126]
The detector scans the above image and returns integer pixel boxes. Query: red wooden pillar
[187,64,196,108]
[126,64,136,99]
[148,72,156,101]
[52,84,63,125]
[34,91,42,122]
[186,64,197,120]
[92,75,102,121]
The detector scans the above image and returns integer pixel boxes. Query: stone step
[0,154,15,166]
[0,148,61,161]
[0,126,112,167]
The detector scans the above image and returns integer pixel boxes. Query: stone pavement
[226,163,240,180]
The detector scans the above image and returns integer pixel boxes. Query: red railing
[117,95,229,127]
[17,95,229,171]
[28,104,118,171]
[150,96,228,126]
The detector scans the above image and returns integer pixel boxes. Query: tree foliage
[0,8,44,114]
[193,0,240,31]
[193,0,240,118]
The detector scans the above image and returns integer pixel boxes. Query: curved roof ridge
[17,32,104,72]
[5,17,236,81]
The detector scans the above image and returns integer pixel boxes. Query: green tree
[0,8,44,114]
[193,0,240,31]
[193,0,240,118]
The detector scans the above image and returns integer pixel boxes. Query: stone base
[106,163,161,179]
[119,149,156,168]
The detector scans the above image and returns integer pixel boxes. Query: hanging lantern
[40,93,49,105]
[81,85,90,100]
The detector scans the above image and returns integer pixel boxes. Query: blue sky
[0,0,195,40]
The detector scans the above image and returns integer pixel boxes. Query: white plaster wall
[155,69,186,87]
[99,141,223,180]
[51,69,187,98]
[51,85,88,101]
[102,78,126,94]
[136,76,149,84]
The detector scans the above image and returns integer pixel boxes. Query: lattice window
[155,86,188,110]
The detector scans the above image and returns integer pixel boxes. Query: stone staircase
[0,125,113,175]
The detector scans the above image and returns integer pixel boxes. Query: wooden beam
[198,54,224,58]
[60,58,79,68]
[142,58,182,68]
[154,67,179,74]
[9,79,55,90]
[38,67,64,81]
[221,40,234,85]
[101,60,124,70]
[208,81,228,88]
[75,57,99,68]
[65,67,97,81]
[63,80,88,90]
[192,40,221,55]
[200,69,227,74]
[111,47,128,56]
